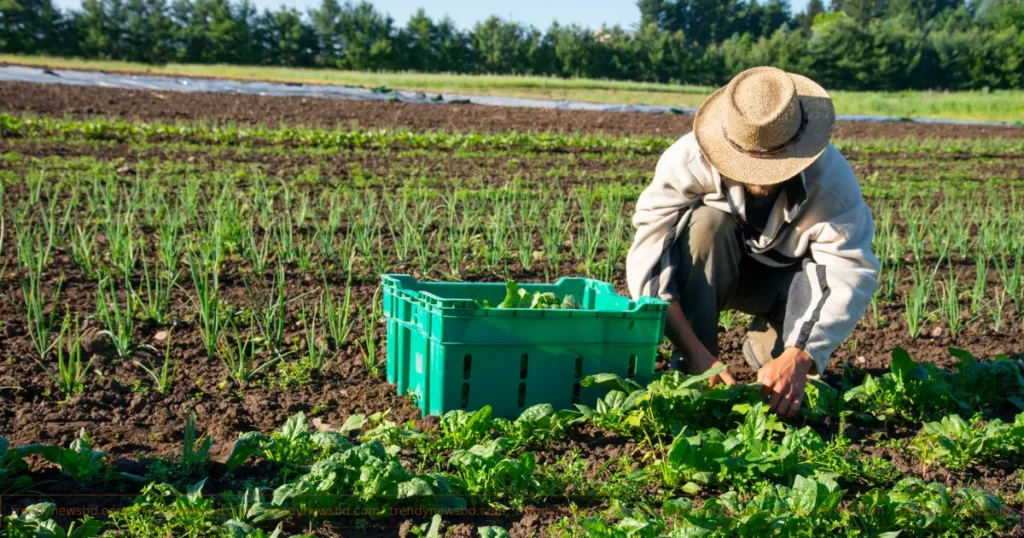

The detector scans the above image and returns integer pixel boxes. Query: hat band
[721,101,809,158]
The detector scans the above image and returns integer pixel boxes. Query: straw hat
[693,66,836,186]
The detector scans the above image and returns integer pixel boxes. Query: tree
[309,0,343,65]
[638,0,664,28]
[471,16,542,74]
[634,22,697,82]
[831,0,888,22]
[77,0,130,59]
[806,13,926,90]
[796,0,826,31]
[0,0,1021,91]
[974,0,1024,30]
[258,6,315,66]
[121,0,174,63]
[548,23,594,77]
[397,9,468,72]
[170,0,256,64]
[334,1,397,70]
[0,0,67,54]
[753,0,792,38]
[638,0,763,46]
[431,16,471,72]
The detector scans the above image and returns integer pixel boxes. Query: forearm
[666,301,714,361]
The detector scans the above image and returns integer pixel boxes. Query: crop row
[2,347,1022,537]
[4,114,1024,156]
[3,169,1024,382]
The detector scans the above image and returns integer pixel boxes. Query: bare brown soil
[1,80,1024,536]
[3,80,1024,140]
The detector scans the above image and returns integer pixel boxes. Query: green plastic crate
[382,274,668,418]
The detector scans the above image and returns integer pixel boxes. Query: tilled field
[2,80,1024,139]
[1,81,1024,537]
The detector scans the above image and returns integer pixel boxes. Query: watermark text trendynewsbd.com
[0,495,534,524]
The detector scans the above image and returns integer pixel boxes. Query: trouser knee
[686,206,740,263]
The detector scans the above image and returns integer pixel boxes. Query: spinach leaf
[494,280,579,310]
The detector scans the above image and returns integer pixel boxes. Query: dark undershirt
[744,188,782,233]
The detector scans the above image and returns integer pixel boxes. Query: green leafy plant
[136,255,177,325]
[914,414,998,470]
[181,410,213,473]
[322,271,355,350]
[188,245,224,358]
[272,439,463,517]
[21,429,110,484]
[478,280,580,309]
[221,486,290,536]
[133,330,176,394]
[356,411,425,448]
[447,438,539,509]
[844,348,960,422]
[576,366,763,437]
[947,348,1024,411]
[580,476,1010,538]
[0,437,38,494]
[243,263,290,354]
[357,286,382,377]
[0,502,102,538]
[95,273,138,358]
[299,305,331,371]
[494,404,574,451]
[438,406,494,450]
[109,480,217,538]
[914,411,1024,470]
[656,405,818,492]
[20,262,63,359]
[224,412,353,472]
[845,348,1024,423]
[34,314,94,399]
[217,317,280,385]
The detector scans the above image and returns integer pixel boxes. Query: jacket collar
[716,170,808,247]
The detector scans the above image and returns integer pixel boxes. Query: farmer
[626,66,879,417]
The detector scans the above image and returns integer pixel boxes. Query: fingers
[708,361,735,387]
[770,388,803,417]
[756,367,771,397]
[786,392,802,417]
[776,394,791,417]
[718,366,737,386]
[767,385,784,411]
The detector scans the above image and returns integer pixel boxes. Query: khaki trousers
[666,205,799,364]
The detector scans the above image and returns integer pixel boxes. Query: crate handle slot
[517,382,526,407]
[574,355,583,379]
[628,355,637,378]
[461,383,470,408]
[520,354,529,379]
[463,354,472,380]
[572,381,581,404]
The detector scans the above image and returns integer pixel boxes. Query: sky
[52,0,814,29]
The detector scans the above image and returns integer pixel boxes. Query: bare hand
[686,347,736,387]
[756,347,814,417]
[664,301,736,387]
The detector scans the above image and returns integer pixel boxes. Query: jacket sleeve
[626,140,705,301]
[782,202,879,374]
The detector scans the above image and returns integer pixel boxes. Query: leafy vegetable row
[3,114,1023,156]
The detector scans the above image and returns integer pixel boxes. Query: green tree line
[1,0,1022,90]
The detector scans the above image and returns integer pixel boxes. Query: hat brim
[693,73,835,186]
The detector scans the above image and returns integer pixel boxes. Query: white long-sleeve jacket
[626,132,879,374]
